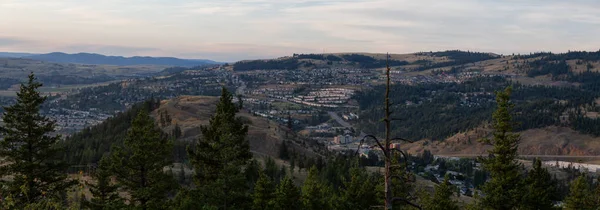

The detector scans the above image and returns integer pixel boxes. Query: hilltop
[151,95,321,158]
[230,50,600,80]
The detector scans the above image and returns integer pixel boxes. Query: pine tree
[421,175,459,210]
[478,86,524,210]
[84,155,124,210]
[109,111,177,210]
[272,176,301,210]
[245,159,262,188]
[188,87,252,208]
[564,175,594,210]
[279,141,290,160]
[337,167,379,209]
[301,166,330,210]
[252,173,275,210]
[0,73,76,207]
[520,158,557,210]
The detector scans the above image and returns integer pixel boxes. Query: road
[327,111,352,127]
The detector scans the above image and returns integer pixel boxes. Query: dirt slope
[402,126,600,156]
[151,95,317,158]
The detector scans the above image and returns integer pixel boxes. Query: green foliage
[233,59,300,71]
[252,173,275,210]
[478,86,524,209]
[108,111,177,209]
[564,175,595,210]
[520,158,557,210]
[301,166,331,210]
[84,155,124,210]
[420,175,459,210]
[272,176,301,210]
[356,76,600,140]
[413,50,499,71]
[63,98,161,165]
[336,167,379,209]
[388,152,415,209]
[0,73,76,207]
[188,87,252,208]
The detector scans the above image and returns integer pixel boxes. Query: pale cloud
[0,0,599,61]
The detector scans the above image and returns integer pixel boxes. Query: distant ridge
[0,52,221,66]
[0,52,38,58]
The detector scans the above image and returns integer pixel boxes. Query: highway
[327,111,352,127]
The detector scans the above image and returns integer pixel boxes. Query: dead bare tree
[356,54,421,210]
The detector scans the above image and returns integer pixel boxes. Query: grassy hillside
[401,125,600,157]
[151,95,321,158]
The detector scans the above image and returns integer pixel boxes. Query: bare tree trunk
[384,54,392,210]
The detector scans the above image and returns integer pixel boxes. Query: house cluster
[391,71,514,85]
[46,108,111,134]
[249,87,295,99]
[235,68,377,87]
[289,88,355,108]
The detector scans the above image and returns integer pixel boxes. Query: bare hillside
[151,95,319,158]
[402,126,600,157]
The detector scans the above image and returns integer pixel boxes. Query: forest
[411,50,500,72]
[355,76,600,140]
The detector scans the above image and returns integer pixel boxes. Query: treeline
[341,54,409,68]
[293,53,343,61]
[233,59,301,71]
[233,54,411,71]
[0,78,20,90]
[355,76,600,140]
[522,51,600,80]
[412,50,500,72]
[62,98,161,166]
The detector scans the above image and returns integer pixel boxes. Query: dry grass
[151,95,318,158]
[401,126,600,158]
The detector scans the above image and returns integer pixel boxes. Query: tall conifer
[0,73,75,207]
[478,86,524,209]
[109,111,176,209]
[188,87,252,208]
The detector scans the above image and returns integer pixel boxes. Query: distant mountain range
[0,52,221,67]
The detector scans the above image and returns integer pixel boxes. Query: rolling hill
[22,52,221,66]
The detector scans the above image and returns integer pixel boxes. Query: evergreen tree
[279,141,290,160]
[520,158,557,210]
[264,157,279,181]
[564,175,594,210]
[0,73,76,207]
[272,176,301,210]
[109,111,177,210]
[478,86,524,210]
[84,155,124,210]
[421,175,459,210]
[301,166,330,210]
[337,167,379,209]
[245,159,262,189]
[188,87,252,208]
[252,173,275,210]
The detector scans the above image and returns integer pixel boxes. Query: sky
[1,0,600,62]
